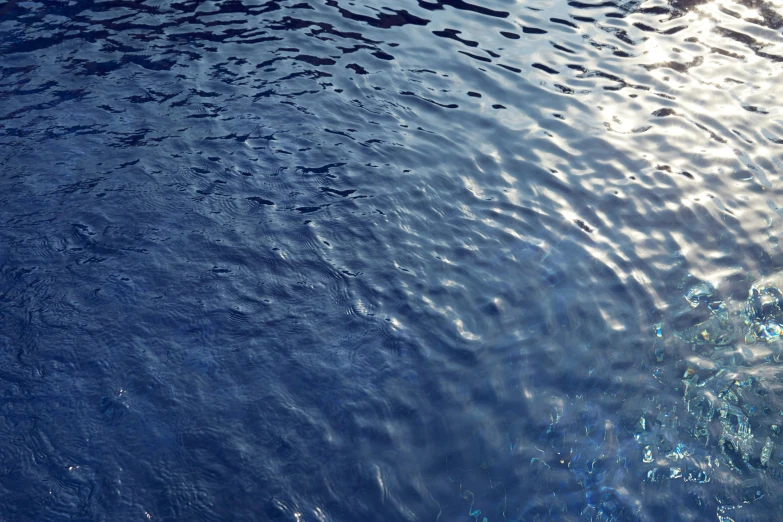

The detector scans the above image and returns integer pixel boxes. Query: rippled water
[1,0,783,520]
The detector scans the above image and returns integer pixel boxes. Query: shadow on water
[1,0,783,520]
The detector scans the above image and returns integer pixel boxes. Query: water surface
[1,0,783,520]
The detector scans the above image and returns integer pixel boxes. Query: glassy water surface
[1,0,783,520]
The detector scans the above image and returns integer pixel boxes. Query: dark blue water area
[2,0,783,520]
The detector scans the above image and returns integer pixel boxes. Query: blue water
[2,0,783,520]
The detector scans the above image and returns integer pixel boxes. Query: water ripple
[2,0,783,520]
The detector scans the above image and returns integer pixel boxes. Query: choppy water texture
[1,0,783,520]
